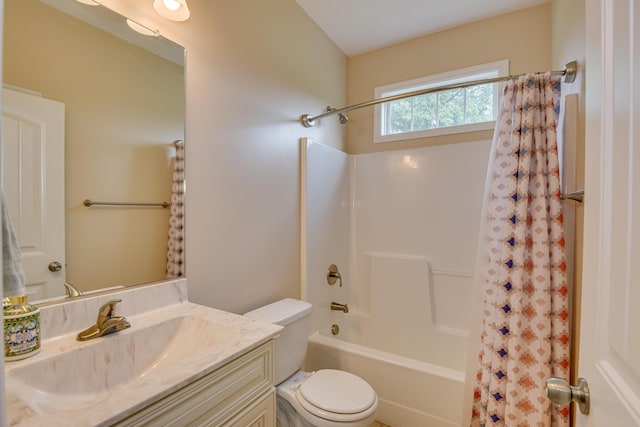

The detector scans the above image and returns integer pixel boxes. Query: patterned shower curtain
[470,73,570,426]
[166,140,185,278]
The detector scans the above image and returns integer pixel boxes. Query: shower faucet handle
[327,264,342,287]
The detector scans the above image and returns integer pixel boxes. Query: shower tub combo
[301,139,490,427]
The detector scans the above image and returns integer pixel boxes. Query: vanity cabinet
[113,341,275,426]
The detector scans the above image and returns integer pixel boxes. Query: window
[374,60,509,143]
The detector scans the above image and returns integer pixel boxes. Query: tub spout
[331,302,349,313]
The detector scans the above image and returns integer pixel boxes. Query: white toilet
[245,298,378,427]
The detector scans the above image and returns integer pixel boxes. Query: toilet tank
[244,298,312,384]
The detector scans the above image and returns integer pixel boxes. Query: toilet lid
[297,369,376,415]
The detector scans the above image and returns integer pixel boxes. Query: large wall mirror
[2,0,186,303]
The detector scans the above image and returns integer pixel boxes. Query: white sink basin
[5,304,279,419]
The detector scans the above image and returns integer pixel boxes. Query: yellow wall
[4,0,184,291]
[346,4,551,154]
[96,0,348,313]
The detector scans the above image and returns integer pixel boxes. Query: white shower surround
[301,138,491,425]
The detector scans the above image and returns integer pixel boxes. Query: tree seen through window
[385,83,495,135]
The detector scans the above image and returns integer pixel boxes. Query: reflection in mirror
[2,0,185,303]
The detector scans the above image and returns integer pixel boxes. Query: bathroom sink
[4,282,283,427]
[6,313,241,415]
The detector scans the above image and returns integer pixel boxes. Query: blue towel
[2,191,26,297]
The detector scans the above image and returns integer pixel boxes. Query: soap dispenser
[3,295,41,361]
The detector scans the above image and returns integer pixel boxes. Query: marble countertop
[4,280,282,426]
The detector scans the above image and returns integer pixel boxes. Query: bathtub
[305,328,465,427]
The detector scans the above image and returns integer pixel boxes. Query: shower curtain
[468,73,570,426]
[166,140,185,278]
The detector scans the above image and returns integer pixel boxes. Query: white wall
[97,0,348,313]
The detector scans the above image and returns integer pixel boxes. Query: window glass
[374,60,509,143]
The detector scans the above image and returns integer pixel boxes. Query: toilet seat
[295,369,378,423]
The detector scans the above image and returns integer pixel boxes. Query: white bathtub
[305,330,465,427]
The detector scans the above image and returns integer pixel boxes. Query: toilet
[245,298,378,427]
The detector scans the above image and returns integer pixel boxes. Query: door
[1,87,65,301]
[576,0,640,424]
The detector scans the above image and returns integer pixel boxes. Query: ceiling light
[126,19,159,37]
[162,0,181,11]
[153,0,190,21]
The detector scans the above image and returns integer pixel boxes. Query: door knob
[546,377,590,415]
[48,261,63,272]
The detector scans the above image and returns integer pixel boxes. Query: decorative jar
[3,295,40,361]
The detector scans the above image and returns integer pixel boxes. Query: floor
[371,422,393,427]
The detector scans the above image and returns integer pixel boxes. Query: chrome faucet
[77,299,131,341]
[330,302,349,313]
[64,282,84,298]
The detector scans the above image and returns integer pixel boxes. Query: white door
[1,88,65,301]
[575,0,640,425]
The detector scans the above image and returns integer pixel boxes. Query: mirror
[2,0,185,303]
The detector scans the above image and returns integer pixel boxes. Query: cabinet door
[226,391,275,427]
[113,341,274,426]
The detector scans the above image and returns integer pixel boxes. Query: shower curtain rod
[300,61,578,128]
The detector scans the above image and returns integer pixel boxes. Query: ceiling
[294,0,549,57]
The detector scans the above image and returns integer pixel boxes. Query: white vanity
[4,279,282,426]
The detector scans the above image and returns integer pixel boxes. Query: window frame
[373,60,509,144]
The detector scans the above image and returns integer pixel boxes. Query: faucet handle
[98,299,122,319]
[327,264,342,287]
